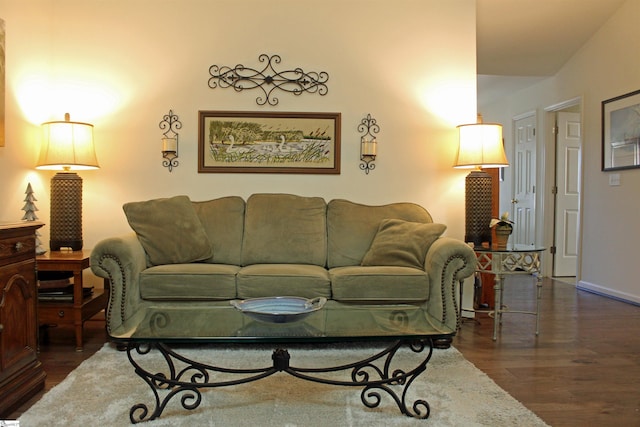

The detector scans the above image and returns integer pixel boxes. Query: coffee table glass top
[109,301,453,343]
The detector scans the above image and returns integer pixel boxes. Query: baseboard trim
[461,309,476,318]
[577,280,640,306]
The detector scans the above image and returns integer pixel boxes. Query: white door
[512,114,536,246]
[553,111,581,276]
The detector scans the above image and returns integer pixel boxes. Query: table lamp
[454,115,508,248]
[36,113,99,251]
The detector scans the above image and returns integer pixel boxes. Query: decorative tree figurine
[22,183,46,254]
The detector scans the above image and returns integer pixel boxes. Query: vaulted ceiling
[476,0,626,105]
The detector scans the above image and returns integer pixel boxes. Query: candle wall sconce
[358,113,379,174]
[159,109,182,172]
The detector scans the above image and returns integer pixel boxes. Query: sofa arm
[90,233,147,334]
[424,237,476,332]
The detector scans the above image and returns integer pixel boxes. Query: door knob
[511,199,519,204]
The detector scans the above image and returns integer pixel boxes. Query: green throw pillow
[361,219,446,269]
[123,195,213,265]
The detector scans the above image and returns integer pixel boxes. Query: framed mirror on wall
[602,89,640,171]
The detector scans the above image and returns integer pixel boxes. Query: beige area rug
[20,343,548,426]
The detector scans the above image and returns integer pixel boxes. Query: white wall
[482,0,640,304]
[0,0,477,255]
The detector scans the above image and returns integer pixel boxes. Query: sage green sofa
[90,193,476,344]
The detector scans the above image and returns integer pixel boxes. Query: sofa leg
[432,336,452,349]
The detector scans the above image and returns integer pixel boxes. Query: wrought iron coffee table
[109,301,455,423]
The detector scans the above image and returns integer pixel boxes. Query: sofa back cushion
[241,193,327,266]
[327,199,433,268]
[192,196,245,265]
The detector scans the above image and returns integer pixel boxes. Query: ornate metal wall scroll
[208,54,329,106]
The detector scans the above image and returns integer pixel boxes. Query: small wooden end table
[36,249,108,351]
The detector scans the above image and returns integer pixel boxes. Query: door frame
[543,97,584,281]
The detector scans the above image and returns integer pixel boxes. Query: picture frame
[198,111,341,174]
[0,18,5,147]
[602,89,640,171]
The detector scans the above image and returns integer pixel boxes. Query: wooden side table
[36,249,108,351]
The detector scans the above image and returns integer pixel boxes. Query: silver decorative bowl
[230,296,327,323]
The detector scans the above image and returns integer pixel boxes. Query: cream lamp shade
[453,119,508,248]
[36,113,99,251]
[454,122,508,169]
[37,113,99,171]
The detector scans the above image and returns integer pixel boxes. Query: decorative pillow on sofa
[123,195,213,266]
[361,219,446,269]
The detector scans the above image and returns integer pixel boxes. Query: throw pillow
[361,219,446,269]
[123,195,213,265]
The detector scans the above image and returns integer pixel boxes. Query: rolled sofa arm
[90,233,147,334]
[424,237,476,332]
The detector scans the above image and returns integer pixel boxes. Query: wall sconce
[453,114,509,247]
[36,113,100,250]
[358,113,380,174]
[159,109,181,172]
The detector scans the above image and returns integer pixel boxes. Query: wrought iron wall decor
[208,54,329,106]
[358,113,380,174]
[159,110,181,172]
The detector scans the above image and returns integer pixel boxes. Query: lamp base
[50,239,83,252]
[465,169,492,248]
[49,172,83,251]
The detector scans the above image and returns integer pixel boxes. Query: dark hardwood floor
[7,277,640,426]
[455,276,640,427]
[7,315,108,420]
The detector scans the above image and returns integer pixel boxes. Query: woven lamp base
[49,172,83,251]
[465,169,492,248]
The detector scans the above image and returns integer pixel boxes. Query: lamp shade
[36,113,99,171]
[454,122,508,169]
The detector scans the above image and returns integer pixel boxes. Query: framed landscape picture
[198,111,341,174]
[602,89,640,171]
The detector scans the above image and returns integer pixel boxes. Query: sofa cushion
[329,266,429,303]
[361,220,446,269]
[192,196,245,265]
[237,264,331,299]
[241,194,327,266]
[140,263,239,300]
[123,195,212,266]
[327,199,433,268]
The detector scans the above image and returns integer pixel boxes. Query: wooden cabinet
[0,222,46,418]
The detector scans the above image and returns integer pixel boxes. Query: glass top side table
[473,245,546,340]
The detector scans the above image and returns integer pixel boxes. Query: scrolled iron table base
[126,339,434,423]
